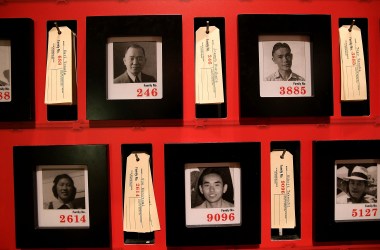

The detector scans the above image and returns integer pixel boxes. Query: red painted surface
[1,0,380,249]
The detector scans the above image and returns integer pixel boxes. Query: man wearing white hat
[336,166,377,204]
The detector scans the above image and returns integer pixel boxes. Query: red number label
[137,88,158,97]
[0,92,11,100]
[352,208,378,217]
[57,55,62,65]
[208,55,212,64]
[279,86,306,96]
[206,213,235,222]
[59,215,86,223]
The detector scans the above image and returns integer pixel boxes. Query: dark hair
[125,44,146,57]
[272,42,291,56]
[197,167,229,187]
[52,174,77,201]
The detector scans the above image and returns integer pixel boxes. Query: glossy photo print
[185,162,241,228]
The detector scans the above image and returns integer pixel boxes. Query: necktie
[59,204,69,209]
[135,77,141,83]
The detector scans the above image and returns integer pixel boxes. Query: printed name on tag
[339,24,367,101]
[195,25,224,104]
[270,150,296,236]
[45,26,77,105]
[123,152,160,233]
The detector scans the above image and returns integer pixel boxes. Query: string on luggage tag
[273,149,287,159]
[348,19,355,32]
[135,153,140,161]
[54,22,61,34]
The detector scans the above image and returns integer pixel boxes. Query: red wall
[1,0,380,249]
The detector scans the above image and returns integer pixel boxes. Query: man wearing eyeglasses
[114,44,156,83]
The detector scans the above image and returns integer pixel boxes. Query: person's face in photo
[199,173,227,204]
[349,179,366,200]
[56,177,74,203]
[272,47,293,72]
[123,47,146,76]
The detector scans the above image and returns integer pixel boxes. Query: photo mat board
[238,14,333,119]
[35,165,90,229]
[86,15,182,122]
[313,140,380,243]
[258,35,312,98]
[335,159,379,222]
[165,142,261,247]
[0,18,34,123]
[107,37,162,100]
[13,145,110,248]
[185,162,241,228]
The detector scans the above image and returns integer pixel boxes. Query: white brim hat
[345,166,369,181]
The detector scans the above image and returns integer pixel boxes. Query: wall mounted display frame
[13,145,110,248]
[165,142,261,246]
[270,141,301,240]
[0,18,34,124]
[194,17,227,119]
[86,15,183,125]
[313,140,380,243]
[121,143,154,244]
[46,20,78,121]
[339,18,370,117]
[238,14,333,121]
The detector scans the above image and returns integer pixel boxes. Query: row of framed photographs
[13,140,380,248]
[2,14,338,125]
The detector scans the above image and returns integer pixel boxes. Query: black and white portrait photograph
[258,35,312,98]
[0,40,11,102]
[107,37,162,100]
[36,165,90,228]
[335,160,380,222]
[184,163,241,228]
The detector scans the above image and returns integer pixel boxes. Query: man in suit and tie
[114,44,156,83]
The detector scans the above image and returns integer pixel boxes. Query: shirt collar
[127,71,141,82]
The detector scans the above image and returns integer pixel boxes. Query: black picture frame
[0,18,34,125]
[194,17,227,118]
[270,141,301,240]
[13,145,110,248]
[121,143,154,244]
[165,142,261,247]
[313,140,380,243]
[339,18,370,116]
[238,14,333,122]
[86,15,183,126]
[46,20,78,121]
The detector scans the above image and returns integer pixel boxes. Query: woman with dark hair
[44,174,80,209]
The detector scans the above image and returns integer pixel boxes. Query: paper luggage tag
[270,150,296,236]
[339,23,367,101]
[123,152,160,233]
[45,26,77,105]
[195,24,224,104]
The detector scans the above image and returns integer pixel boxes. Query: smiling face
[199,173,227,206]
[272,47,293,72]
[56,177,75,203]
[123,47,146,76]
[349,179,366,201]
